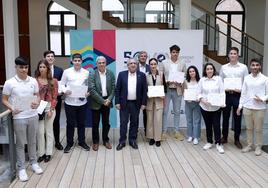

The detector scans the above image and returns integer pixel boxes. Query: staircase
[191,2,263,66]
[62,0,264,66]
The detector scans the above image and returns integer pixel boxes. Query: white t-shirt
[2,75,39,119]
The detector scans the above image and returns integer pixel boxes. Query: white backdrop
[115,30,203,128]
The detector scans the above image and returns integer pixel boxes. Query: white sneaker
[18,169,28,182]
[193,138,199,145]
[203,143,212,150]
[187,137,193,142]
[216,144,225,154]
[31,163,43,174]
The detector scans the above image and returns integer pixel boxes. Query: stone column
[263,0,268,75]
[179,0,191,30]
[90,0,102,29]
[2,0,19,78]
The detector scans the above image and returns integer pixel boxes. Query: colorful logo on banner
[70,30,116,128]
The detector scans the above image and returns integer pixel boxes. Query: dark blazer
[53,65,63,81]
[89,69,115,110]
[138,63,150,73]
[115,70,147,108]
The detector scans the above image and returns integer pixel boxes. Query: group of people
[2,45,268,182]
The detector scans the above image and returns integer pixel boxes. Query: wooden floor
[9,128,268,188]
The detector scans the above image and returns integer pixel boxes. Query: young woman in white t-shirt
[183,65,201,145]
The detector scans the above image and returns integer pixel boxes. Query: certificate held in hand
[184,88,198,101]
[168,71,185,83]
[147,86,165,98]
[207,93,226,107]
[69,85,88,98]
[224,78,242,90]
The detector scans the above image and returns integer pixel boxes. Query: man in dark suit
[44,50,64,150]
[137,51,150,135]
[115,58,147,150]
[89,56,115,151]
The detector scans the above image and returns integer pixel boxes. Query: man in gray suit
[89,56,115,151]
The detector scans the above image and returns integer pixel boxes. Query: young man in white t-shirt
[2,57,43,181]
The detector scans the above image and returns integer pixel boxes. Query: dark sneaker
[78,142,90,151]
[64,145,73,153]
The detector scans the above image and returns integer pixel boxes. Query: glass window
[48,2,77,56]
[215,0,245,55]
[145,1,174,24]
[103,0,124,22]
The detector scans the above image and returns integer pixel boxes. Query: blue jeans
[163,88,182,132]
[185,101,201,139]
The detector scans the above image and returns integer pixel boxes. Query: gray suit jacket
[89,69,115,110]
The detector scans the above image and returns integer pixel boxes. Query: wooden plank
[80,129,98,188]
[153,143,182,188]
[69,129,91,188]
[166,139,205,188]
[123,145,137,188]
[130,131,148,188]
[145,138,171,188]
[114,129,125,188]
[181,141,227,187]
[136,131,159,188]
[188,140,236,187]
[223,144,268,187]
[103,129,115,188]
[47,129,79,188]
[91,128,105,188]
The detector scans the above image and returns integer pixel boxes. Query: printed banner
[70,30,203,128]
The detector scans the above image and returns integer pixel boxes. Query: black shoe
[234,140,243,149]
[155,141,161,147]
[64,145,73,153]
[221,137,228,144]
[37,154,46,163]
[78,142,90,151]
[149,139,155,145]
[116,143,126,151]
[129,142,138,149]
[44,155,51,163]
[55,142,63,150]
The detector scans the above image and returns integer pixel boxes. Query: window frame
[47,1,77,57]
[215,0,245,56]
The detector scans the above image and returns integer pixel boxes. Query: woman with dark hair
[35,59,58,162]
[183,65,201,145]
[198,63,225,154]
[146,58,165,147]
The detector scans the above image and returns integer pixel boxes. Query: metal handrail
[192,1,264,46]
[0,109,11,118]
[0,109,16,182]
[193,15,263,58]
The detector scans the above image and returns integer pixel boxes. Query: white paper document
[147,86,165,98]
[207,93,226,107]
[224,78,242,90]
[184,88,198,101]
[36,100,48,114]
[69,85,88,98]
[13,96,37,111]
[168,71,185,83]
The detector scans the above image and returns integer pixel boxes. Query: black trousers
[92,105,110,144]
[119,100,140,144]
[201,108,221,144]
[53,96,62,144]
[143,109,147,134]
[65,103,86,146]
[222,92,242,141]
